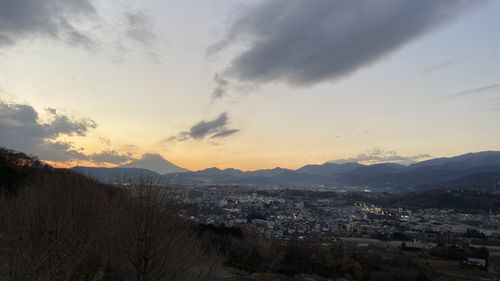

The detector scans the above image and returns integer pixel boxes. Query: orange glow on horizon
[44,160,118,169]
[43,158,308,172]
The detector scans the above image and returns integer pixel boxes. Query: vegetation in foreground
[0,147,219,281]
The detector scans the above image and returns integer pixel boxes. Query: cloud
[211,128,240,139]
[211,74,230,100]
[0,0,159,58]
[330,148,431,165]
[208,0,480,94]
[124,10,156,45]
[98,136,111,146]
[210,73,261,101]
[0,100,139,164]
[189,113,228,139]
[0,100,96,161]
[0,0,97,48]
[167,112,240,142]
[449,84,500,98]
[422,56,468,74]
[88,150,135,164]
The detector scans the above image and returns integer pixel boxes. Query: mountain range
[71,151,500,191]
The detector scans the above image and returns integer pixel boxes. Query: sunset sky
[1,0,499,171]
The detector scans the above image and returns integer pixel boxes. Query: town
[174,185,500,277]
[179,186,500,240]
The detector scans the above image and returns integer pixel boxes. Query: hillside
[0,147,50,193]
[0,147,219,280]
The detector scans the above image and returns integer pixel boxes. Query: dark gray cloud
[89,150,135,164]
[0,0,97,48]
[0,100,96,161]
[450,84,500,98]
[189,112,228,140]
[211,128,240,139]
[330,148,431,165]
[209,0,479,94]
[44,108,95,137]
[167,112,240,142]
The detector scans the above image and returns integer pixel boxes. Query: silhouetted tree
[106,184,220,281]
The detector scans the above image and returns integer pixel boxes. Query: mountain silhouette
[119,153,188,175]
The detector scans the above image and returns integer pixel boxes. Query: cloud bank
[0,100,138,165]
[209,0,479,98]
[168,112,240,142]
[0,100,96,161]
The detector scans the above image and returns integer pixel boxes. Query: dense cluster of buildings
[170,185,500,275]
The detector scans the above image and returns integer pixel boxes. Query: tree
[0,172,108,281]
[337,257,363,281]
[107,184,220,281]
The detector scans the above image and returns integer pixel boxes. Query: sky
[0,0,499,171]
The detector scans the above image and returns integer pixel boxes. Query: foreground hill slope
[0,146,220,281]
[0,147,52,193]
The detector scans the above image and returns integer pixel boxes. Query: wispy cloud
[210,74,260,101]
[211,74,230,100]
[0,0,160,60]
[449,84,500,98]
[493,101,500,111]
[88,150,135,164]
[211,128,240,139]
[124,10,156,45]
[421,56,468,74]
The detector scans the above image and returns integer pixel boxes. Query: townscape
[180,186,500,243]
[173,185,500,277]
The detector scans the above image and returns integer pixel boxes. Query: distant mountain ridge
[296,162,363,175]
[409,151,500,169]
[71,151,500,191]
